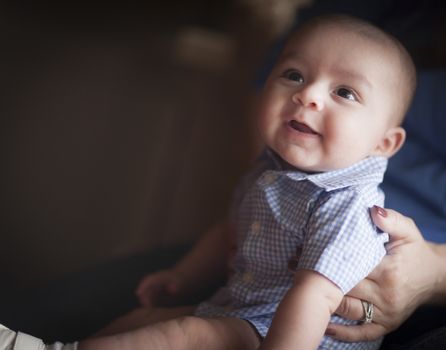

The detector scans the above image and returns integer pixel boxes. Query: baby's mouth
[288,120,319,135]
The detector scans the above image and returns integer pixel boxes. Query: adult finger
[335,296,367,321]
[326,323,386,342]
[370,206,423,244]
[335,296,384,324]
[346,275,381,302]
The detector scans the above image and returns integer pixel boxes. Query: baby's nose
[292,87,324,111]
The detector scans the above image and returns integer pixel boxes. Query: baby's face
[257,24,403,172]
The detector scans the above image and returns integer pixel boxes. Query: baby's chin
[279,155,345,174]
[271,145,345,173]
[278,148,371,173]
[277,154,322,173]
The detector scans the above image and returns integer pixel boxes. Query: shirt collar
[264,148,387,191]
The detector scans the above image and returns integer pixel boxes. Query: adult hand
[326,206,442,342]
[135,268,185,307]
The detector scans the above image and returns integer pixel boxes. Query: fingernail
[374,205,387,217]
[325,327,336,336]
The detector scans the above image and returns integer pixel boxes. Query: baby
[80,14,416,350]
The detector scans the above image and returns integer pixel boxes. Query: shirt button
[242,272,254,283]
[250,221,261,234]
[263,173,277,185]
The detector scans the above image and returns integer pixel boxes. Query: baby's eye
[283,70,304,83]
[335,87,357,101]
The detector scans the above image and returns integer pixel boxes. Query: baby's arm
[173,221,231,292]
[136,221,231,306]
[260,269,343,350]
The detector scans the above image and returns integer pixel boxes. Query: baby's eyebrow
[332,68,372,91]
[278,51,306,64]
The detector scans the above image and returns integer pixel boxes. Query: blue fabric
[383,71,446,243]
[196,151,388,349]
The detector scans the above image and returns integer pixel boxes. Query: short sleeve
[297,189,388,294]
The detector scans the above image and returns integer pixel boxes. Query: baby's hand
[135,269,184,307]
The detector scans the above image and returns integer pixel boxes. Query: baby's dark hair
[288,14,417,125]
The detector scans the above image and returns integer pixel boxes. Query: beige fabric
[0,324,78,350]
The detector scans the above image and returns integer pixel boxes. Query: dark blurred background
[0,0,272,289]
[1,0,445,344]
[0,0,304,340]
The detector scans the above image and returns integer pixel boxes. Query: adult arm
[326,206,446,341]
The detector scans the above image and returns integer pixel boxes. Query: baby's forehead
[280,17,416,124]
[283,23,403,74]
[284,25,392,64]
[286,21,389,51]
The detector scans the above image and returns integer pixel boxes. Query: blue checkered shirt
[195,150,389,350]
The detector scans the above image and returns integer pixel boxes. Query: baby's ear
[372,126,406,158]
